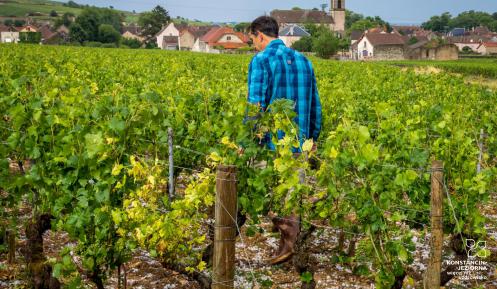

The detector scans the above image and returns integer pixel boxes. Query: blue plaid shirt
[247,39,322,150]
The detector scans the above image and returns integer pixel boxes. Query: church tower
[331,0,345,32]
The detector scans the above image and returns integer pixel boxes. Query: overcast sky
[68,0,497,24]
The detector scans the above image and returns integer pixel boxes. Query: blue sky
[69,0,497,24]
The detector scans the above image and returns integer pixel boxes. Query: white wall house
[156,23,180,50]
[356,36,374,60]
[1,31,20,43]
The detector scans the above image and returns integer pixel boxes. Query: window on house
[364,42,366,48]
[227,36,232,41]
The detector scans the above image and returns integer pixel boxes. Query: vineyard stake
[7,229,15,264]
[212,165,237,289]
[168,128,174,201]
[424,160,444,289]
[477,129,484,174]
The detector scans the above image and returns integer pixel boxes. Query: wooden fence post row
[424,160,444,289]
[212,165,237,289]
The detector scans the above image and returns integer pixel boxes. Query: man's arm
[309,68,322,141]
[247,55,269,109]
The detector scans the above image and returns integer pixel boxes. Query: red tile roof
[364,32,406,46]
[479,42,497,48]
[201,27,248,44]
[270,10,333,24]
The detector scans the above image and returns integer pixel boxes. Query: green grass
[388,59,497,79]
[0,0,138,23]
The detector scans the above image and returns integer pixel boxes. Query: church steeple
[331,0,345,32]
[332,0,345,11]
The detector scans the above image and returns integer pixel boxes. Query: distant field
[389,58,497,79]
[0,0,138,22]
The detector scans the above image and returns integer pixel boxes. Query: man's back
[248,39,322,144]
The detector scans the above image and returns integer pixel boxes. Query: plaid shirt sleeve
[309,68,322,141]
[247,55,269,108]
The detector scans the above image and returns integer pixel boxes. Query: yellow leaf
[302,139,314,152]
[329,147,339,159]
[112,163,124,176]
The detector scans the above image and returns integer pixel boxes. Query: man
[247,16,322,264]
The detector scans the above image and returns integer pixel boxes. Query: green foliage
[121,37,142,49]
[50,10,58,17]
[98,24,121,44]
[312,30,339,59]
[422,11,497,32]
[54,12,75,28]
[138,5,171,43]
[345,11,391,33]
[0,45,495,289]
[234,22,250,33]
[69,23,88,43]
[19,32,41,43]
[3,19,14,26]
[14,19,25,27]
[291,36,313,52]
[407,37,419,45]
[71,7,123,42]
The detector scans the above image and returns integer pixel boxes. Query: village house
[38,25,64,44]
[156,22,182,50]
[0,24,19,43]
[16,25,38,32]
[179,26,212,50]
[192,26,248,53]
[278,24,310,47]
[270,0,345,33]
[476,42,497,55]
[447,35,491,52]
[406,40,458,60]
[122,24,143,42]
[352,32,406,60]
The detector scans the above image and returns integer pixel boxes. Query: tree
[292,7,302,10]
[449,10,494,29]
[408,37,419,45]
[3,19,14,26]
[346,11,364,30]
[138,5,171,43]
[234,22,250,33]
[69,23,88,43]
[312,30,339,59]
[55,12,75,28]
[421,12,452,32]
[98,24,121,43]
[50,10,58,17]
[14,20,25,27]
[121,37,142,49]
[493,12,497,20]
[72,7,123,42]
[291,36,313,52]
[19,32,41,43]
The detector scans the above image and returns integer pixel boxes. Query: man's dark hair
[249,16,279,38]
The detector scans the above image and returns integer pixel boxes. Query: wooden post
[212,165,237,289]
[424,160,444,289]
[477,129,484,174]
[168,128,174,201]
[7,229,15,264]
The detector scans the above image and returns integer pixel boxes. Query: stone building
[406,42,459,60]
[352,32,406,60]
[270,0,345,34]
